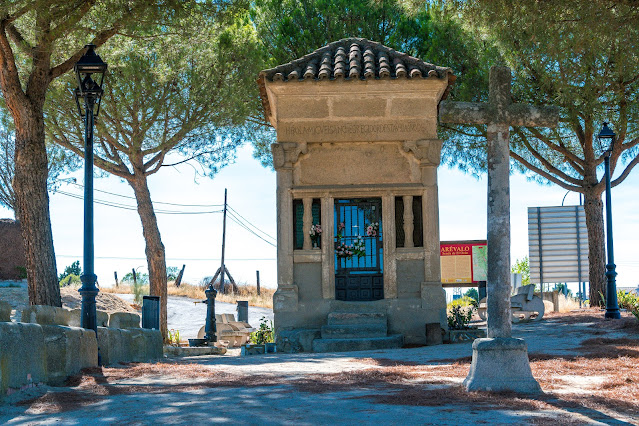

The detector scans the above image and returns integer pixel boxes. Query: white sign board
[528,206,589,284]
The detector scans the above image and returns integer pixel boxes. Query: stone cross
[440,66,559,338]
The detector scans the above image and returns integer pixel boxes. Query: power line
[56,254,275,261]
[56,190,223,215]
[59,181,223,208]
[227,214,276,247]
[227,205,276,241]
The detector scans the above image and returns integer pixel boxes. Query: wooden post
[256,270,260,295]
[114,271,119,287]
[175,264,185,287]
[132,268,136,285]
[220,188,227,294]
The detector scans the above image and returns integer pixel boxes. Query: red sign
[440,240,487,284]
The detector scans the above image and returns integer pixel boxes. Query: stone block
[278,97,329,119]
[463,338,542,394]
[275,328,321,353]
[98,327,126,366]
[164,346,226,357]
[21,305,70,326]
[141,328,163,361]
[390,97,433,117]
[68,309,109,328]
[127,328,148,362]
[41,325,98,385]
[425,323,443,346]
[312,334,403,353]
[273,285,298,312]
[108,312,140,329]
[0,322,46,396]
[0,300,11,322]
[331,98,387,118]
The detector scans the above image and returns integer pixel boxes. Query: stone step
[327,312,387,326]
[320,323,388,339]
[312,335,403,353]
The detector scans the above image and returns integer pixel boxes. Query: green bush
[59,273,81,287]
[250,317,274,344]
[617,290,639,311]
[59,261,81,282]
[447,305,473,330]
[512,257,531,285]
[464,288,479,302]
[166,266,180,281]
[447,296,477,309]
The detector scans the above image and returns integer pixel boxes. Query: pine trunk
[130,174,168,339]
[13,109,61,307]
[583,188,606,306]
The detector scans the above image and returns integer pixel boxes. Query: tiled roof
[257,38,456,120]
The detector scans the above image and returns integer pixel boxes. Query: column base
[463,337,542,394]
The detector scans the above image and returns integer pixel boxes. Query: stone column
[486,123,512,339]
[402,195,414,248]
[276,168,294,287]
[382,194,397,299]
[302,197,313,250]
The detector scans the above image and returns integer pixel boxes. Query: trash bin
[237,300,248,323]
[142,295,160,330]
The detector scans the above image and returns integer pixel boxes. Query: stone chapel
[257,38,455,352]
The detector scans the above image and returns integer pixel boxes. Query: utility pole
[220,188,228,294]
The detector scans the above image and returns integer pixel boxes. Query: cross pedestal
[440,66,558,393]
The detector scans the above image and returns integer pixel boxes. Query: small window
[394,196,423,248]
[293,199,321,250]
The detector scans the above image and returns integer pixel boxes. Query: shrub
[447,305,473,330]
[58,261,81,283]
[167,329,180,347]
[448,296,477,309]
[122,271,149,285]
[59,273,81,287]
[464,288,479,302]
[512,256,531,285]
[166,266,180,281]
[250,316,274,344]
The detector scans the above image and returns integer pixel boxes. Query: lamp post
[74,44,107,335]
[598,122,620,319]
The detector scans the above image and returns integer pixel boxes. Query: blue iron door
[334,198,383,301]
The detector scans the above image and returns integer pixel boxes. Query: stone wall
[0,305,163,397]
[0,219,26,280]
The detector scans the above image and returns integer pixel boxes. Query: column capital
[272,142,308,169]
[402,139,442,166]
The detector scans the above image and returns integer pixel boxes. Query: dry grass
[100,281,274,309]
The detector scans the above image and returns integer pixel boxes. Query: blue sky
[1,144,637,291]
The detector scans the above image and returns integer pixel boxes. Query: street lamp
[74,44,107,336]
[597,122,620,319]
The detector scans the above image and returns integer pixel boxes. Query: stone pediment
[258,38,455,124]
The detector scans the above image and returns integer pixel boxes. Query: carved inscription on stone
[278,120,432,142]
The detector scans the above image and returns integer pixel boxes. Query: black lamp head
[598,122,616,153]
[74,44,107,118]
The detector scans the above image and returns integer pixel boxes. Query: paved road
[116,294,273,338]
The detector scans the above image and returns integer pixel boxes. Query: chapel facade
[258,38,455,351]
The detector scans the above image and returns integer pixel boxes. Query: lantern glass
[73,44,107,118]
[597,122,616,153]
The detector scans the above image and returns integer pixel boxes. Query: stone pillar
[486,123,512,339]
[276,168,294,287]
[402,195,414,248]
[382,194,397,299]
[302,197,313,250]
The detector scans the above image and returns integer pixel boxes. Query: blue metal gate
[334,198,383,301]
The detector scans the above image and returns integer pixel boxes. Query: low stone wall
[1,305,163,397]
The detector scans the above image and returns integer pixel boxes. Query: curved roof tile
[257,37,456,120]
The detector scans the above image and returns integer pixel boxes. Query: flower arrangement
[366,222,379,237]
[309,224,322,240]
[335,236,366,259]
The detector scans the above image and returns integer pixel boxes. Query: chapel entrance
[334,198,384,301]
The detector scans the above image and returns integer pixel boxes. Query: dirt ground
[1,309,638,425]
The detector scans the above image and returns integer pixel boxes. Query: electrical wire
[226,214,276,247]
[227,205,276,241]
[56,190,223,215]
[56,254,275,261]
[61,181,223,208]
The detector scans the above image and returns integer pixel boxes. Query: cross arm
[439,101,492,125]
[505,104,559,128]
